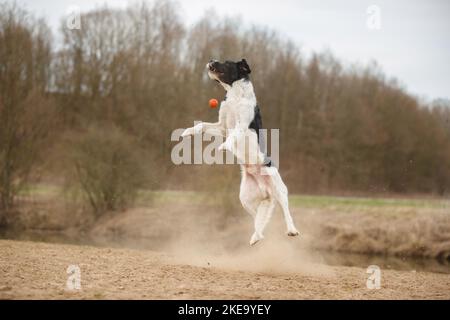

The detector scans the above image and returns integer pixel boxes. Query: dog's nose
[207,60,218,70]
[209,59,219,66]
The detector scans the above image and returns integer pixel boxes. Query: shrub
[66,124,147,217]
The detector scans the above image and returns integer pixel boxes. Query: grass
[19,184,60,197]
[142,190,450,210]
[288,194,450,209]
[137,190,207,206]
[20,184,450,210]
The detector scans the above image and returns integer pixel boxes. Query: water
[315,250,450,274]
[1,228,449,274]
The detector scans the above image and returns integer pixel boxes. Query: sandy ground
[1,240,449,300]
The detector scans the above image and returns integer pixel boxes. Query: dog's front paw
[181,127,194,137]
[193,123,203,135]
[218,143,226,151]
[218,141,232,152]
[182,124,202,137]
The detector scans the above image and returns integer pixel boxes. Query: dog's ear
[238,58,251,75]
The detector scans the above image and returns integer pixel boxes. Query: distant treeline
[1,1,450,214]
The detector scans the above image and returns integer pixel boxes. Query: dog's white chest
[220,101,238,129]
[220,98,255,131]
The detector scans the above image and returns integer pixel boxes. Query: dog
[182,59,299,245]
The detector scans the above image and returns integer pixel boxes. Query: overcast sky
[16,0,450,101]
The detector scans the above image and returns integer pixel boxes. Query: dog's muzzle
[207,59,219,72]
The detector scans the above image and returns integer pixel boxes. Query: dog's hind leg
[250,198,276,246]
[239,170,260,218]
[278,191,300,237]
[264,167,300,237]
[239,169,268,245]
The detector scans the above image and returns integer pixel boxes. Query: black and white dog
[182,59,299,245]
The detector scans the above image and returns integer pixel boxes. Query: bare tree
[0,2,54,221]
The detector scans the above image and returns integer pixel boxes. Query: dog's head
[206,59,251,87]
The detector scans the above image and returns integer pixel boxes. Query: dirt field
[10,190,450,260]
[1,240,449,299]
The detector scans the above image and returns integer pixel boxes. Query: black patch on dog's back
[249,105,262,137]
[249,105,271,167]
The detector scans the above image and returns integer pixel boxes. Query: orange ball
[209,98,219,109]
